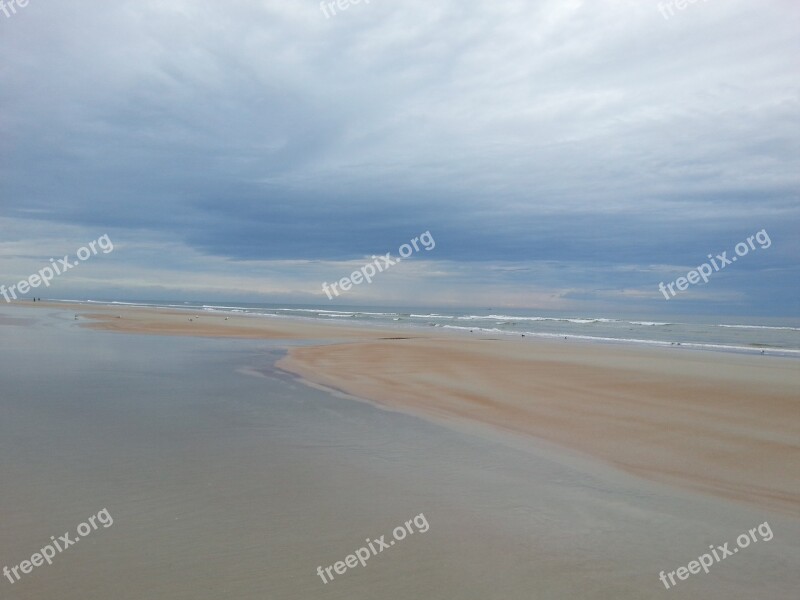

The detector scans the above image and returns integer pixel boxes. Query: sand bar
[41,302,800,516]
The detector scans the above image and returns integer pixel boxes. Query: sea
[51,299,800,357]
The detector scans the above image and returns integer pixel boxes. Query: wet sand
[1,303,798,599]
[73,302,800,517]
[279,337,800,517]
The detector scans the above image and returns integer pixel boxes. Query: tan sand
[45,303,800,516]
[63,303,406,340]
[278,338,800,517]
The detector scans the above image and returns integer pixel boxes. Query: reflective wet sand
[1,304,798,599]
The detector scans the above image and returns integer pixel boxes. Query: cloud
[1,0,797,313]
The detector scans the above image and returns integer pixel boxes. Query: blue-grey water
[55,299,800,355]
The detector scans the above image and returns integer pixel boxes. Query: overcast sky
[1,0,798,315]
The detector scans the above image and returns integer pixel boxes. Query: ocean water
[57,299,800,356]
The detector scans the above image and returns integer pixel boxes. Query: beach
[1,302,798,599]
[5,2,797,598]
[72,301,800,517]
[280,336,800,517]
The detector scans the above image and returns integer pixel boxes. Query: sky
[1,0,798,315]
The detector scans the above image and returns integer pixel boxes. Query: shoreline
[37,298,800,358]
[10,301,800,517]
[277,338,800,517]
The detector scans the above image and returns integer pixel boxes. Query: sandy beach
[2,302,798,600]
[280,337,800,517]
[72,302,800,516]
[5,3,798,598]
